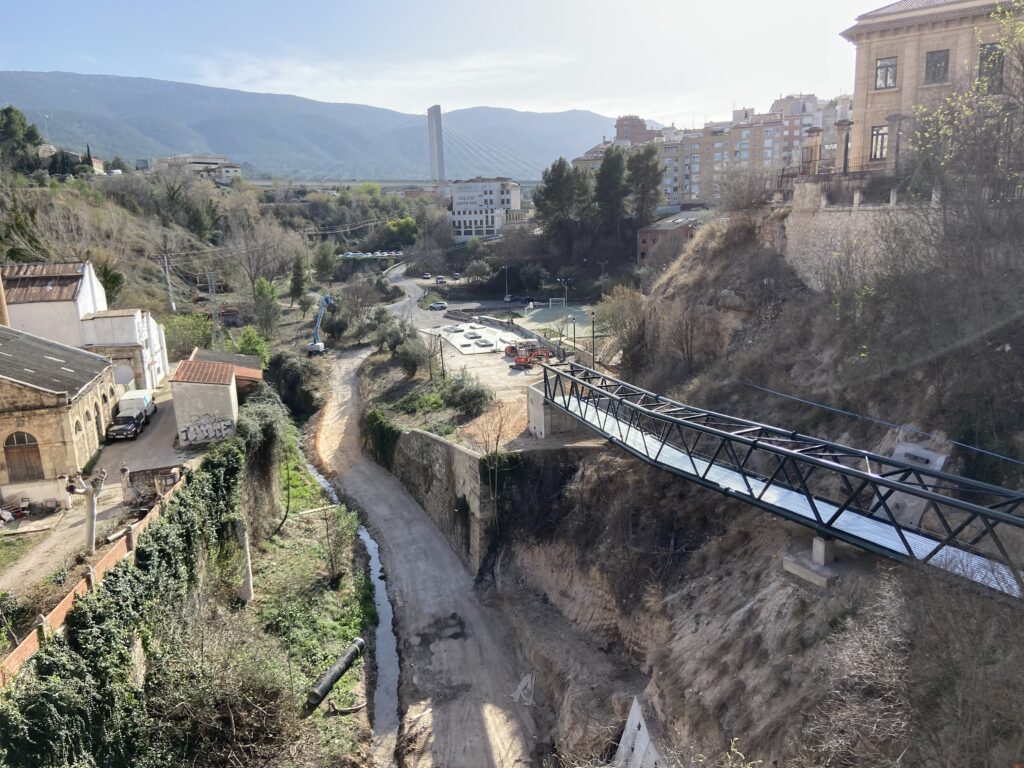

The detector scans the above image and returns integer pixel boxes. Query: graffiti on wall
[179,413,234,444]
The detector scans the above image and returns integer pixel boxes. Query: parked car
[436,276,447,285]
[422,272,432,279]
[117,389,157,422]
[106,411,145,441]
[504,294,514,303]
[453,272,461,280]
[428,301,448,310]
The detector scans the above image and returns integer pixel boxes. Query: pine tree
[288,257,306,307]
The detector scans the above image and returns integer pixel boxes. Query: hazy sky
[0,0,877,122]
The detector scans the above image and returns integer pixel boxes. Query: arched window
[74,421,83,434]
[85,411,92,422]
[4,432,43,482]
[102,394,109,407]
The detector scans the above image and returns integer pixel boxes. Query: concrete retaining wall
[391,429,494,572]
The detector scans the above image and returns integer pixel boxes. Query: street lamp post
[503,265,509,297]
[591,310,596,367]
[571,316,576,352]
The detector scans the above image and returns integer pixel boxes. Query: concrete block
[783,551,838,589]
[812,536,835,565]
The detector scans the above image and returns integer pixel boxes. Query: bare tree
[220,192,299,301]
[713,164,774,217]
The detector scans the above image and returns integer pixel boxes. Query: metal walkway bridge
[541,363,1024,598]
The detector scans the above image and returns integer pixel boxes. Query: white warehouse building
[449,177,522,242]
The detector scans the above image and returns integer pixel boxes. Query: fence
[0,481,181,688]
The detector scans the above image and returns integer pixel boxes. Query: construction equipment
[306,295,335,356]
[509,347,553,370]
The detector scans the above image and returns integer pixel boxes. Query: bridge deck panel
[562,397,1020,598]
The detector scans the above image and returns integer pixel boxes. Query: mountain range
[0,71,615,180]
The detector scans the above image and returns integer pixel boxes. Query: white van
[117,390,157,422]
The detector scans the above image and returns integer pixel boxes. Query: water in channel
[305,457,401,761]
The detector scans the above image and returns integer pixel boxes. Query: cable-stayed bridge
[299,105,545,183]
[541,362,1024,599]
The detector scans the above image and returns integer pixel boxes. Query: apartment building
[841,0,1005,172]
[615,115,660,145]
[449,178,522,242]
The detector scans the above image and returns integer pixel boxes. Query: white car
[422,272,432,279]
[428,301,448,310]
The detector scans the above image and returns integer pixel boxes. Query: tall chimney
[0,271,9,327]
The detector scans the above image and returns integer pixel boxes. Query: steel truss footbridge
[541,362,1024,598]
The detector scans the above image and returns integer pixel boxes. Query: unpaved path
[315,349,538,768]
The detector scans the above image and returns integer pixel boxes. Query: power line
[736,379,1024,468]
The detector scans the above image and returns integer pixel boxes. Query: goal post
[548,298,567,309]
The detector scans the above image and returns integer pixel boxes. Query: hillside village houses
[0,262,169,390]
[154,153,242,183]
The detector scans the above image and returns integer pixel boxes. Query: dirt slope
[314,348,539,768]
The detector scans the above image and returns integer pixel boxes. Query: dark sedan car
[106,411,145,441]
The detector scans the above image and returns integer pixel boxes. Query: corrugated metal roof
[0,325,110,398]
[170,360,235,386]
[0,262,86,304]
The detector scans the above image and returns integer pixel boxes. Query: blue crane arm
[310,295,334,344]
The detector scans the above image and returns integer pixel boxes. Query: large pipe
[306,637,365,710]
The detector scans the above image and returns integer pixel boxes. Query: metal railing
[542,362,1024,598]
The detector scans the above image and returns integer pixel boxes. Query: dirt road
[315,349,539,768]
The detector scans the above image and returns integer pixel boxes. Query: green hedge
[0,439,246,767]
[363,408,402,470]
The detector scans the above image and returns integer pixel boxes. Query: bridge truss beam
[542,362,1024,598]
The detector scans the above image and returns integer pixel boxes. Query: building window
[870,125,889,160]
[875,57,897,89]
[4,431,43,482]
[925,49,949,84]
[979,43,1004,94]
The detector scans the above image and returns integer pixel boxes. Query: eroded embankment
[487,437,1024,766]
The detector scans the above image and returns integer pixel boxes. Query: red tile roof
[170,360,235,386]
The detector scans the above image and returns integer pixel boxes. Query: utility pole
[207,273,221,349]
[161,236,176,312]
[503,265,509,297]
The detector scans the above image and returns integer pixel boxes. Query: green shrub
[441,370,493,418]
[396,392,444,414]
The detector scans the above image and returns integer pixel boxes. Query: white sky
[186,0,875,121]
[2,0,879,121]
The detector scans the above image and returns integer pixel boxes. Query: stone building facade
[0,327,116,507]
[842,0,1005,173]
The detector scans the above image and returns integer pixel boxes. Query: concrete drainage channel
[305,458,401,764]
